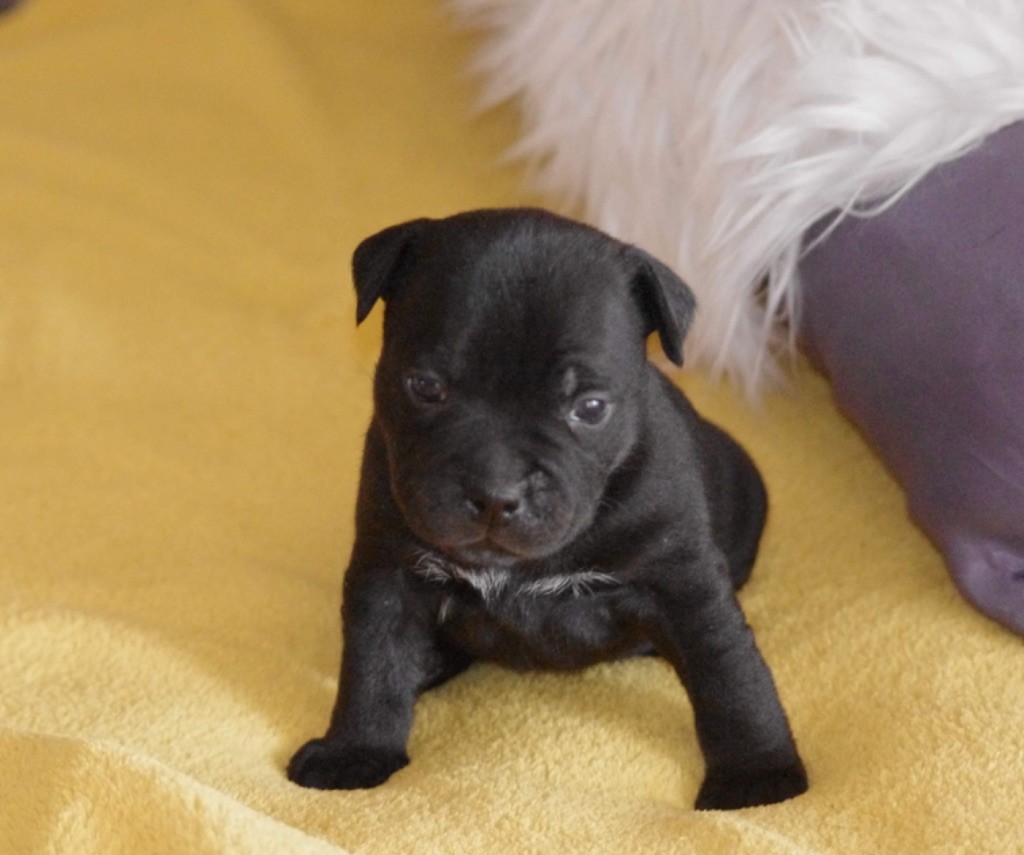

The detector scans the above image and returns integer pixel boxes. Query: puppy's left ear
[627,247,696,366]
[352,218,431,325]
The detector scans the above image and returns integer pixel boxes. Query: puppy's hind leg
[699,420,768,591]
[418,643,475,693]
[724,460,768,591]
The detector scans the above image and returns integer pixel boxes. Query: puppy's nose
[464,482,525,526]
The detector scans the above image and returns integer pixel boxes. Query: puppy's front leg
[288,563,435,790]
[647,555,807,810]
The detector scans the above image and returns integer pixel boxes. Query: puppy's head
[355,209,694,568]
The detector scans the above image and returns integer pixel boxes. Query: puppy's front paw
[695,759,808,811]
[287,739,409,790]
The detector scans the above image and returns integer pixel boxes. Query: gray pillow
[800,120,1024,635]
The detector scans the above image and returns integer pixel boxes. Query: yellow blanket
[1,2,1020,852]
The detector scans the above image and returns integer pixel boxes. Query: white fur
[519,571,619,597]
[413,552,619,605]
[450,0,1024,393]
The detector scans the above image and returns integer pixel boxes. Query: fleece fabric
[0,2,1020,853]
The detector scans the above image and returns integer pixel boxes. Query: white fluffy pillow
[451,0,1024,393]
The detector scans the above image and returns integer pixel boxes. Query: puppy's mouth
[439,539,533,569]
[437,532,567,569]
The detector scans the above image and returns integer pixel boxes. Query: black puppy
[288,209,807,810]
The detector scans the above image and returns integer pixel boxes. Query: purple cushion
[800,120,1024,635]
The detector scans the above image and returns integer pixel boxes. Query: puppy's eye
[569,396,612,427]
[405,371,449,405]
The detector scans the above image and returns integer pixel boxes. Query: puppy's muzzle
[456,465,549,547]
[419,461,575,564]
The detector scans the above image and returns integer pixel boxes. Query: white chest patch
[412,552,619,607]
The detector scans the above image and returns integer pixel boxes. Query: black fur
[288,209,806,810]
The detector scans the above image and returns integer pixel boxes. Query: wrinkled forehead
[383,222,644,386]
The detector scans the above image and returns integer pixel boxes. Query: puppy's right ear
[352,218,430,325]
